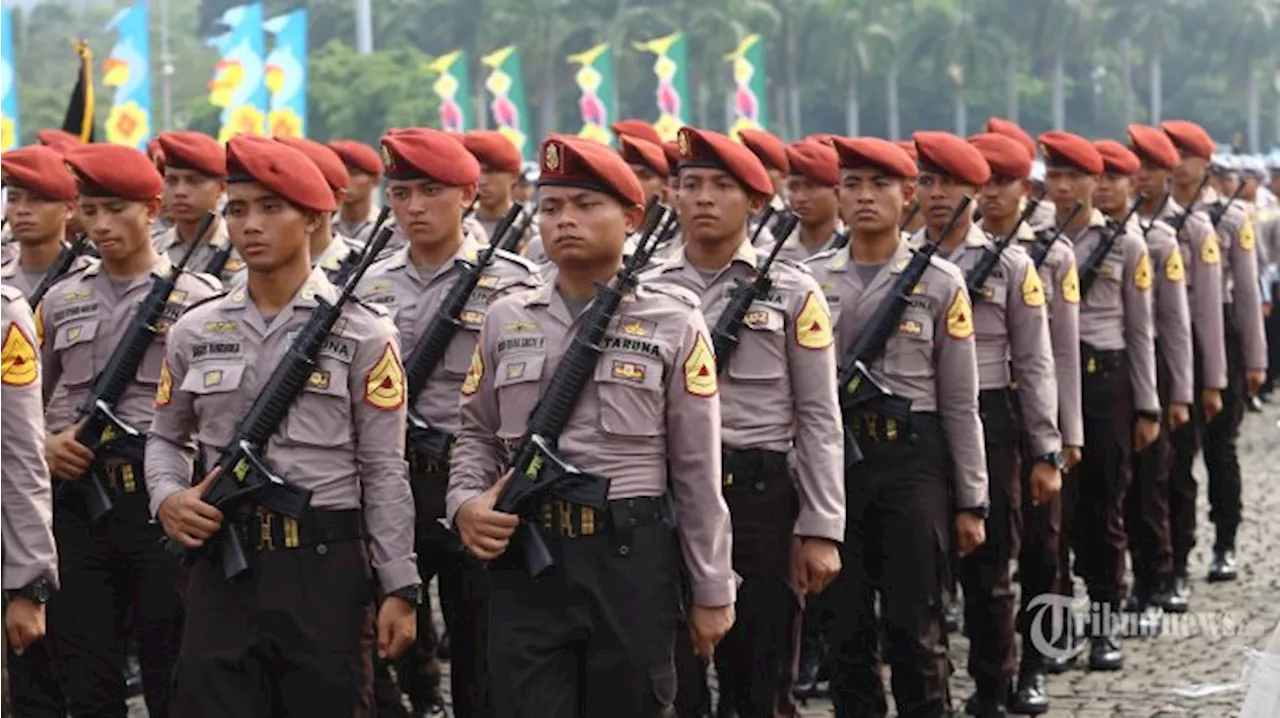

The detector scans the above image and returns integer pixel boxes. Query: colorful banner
[482,46,531,160]
[567,43,614,146]
[634,32,688,142]
[426,50,469,133]
[208,2,267,142]
[102,1,152,150]
[726,34,768,137]
[264,8,307,138]
[1,8,18,152]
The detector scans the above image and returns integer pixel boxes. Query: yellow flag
[461,346,484,396]
[795,292,834,349]
[1134,252,1152,291]
[1061,265,1081,304]
[1,323,38,386]
[946,290,974,340]
[1164,249,1185,282]
[1022,267,1046,308]
[364,343,405,410]
[683,333,718,397]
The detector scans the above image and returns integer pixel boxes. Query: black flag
[61,40,95,143]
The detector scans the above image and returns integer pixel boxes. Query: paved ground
[126,402,1280,717]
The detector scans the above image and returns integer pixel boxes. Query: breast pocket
[181,362,247,449]
[726,307,786,383]
[886,309,934,379]
[973,284,1007,341]
[53,318,100,388]
[136,335,167,386]
[493,353,545,438]
[283,359,354,447]
[442,328,480,379]
[1083,260,1122,311]
[595,356,665,437]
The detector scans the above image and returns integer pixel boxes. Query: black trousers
[49,487,182,718]
[826,415,951,718]
[961,391,1021,695]
[1016,467,1062,670]
[173,540,376,717]
[1204,309,1247,552]
[1126,350,1175,594]
[488,522,682,718]
[5,622,63,718]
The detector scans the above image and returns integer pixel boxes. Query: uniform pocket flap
[594,355,663,391]
[180,362,247,395]
[494,353,546,389]
[53,318,99,350]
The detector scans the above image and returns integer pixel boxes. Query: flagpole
[161,0,172,130]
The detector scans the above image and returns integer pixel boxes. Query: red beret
[275,136,350,191]
[805,133,839,145]
[985,117,1037,161]
[36,128,82,149]
[1,146,78,201]
[1160,120,1215,161]
[381,128,480,186]
[679,127,774,197]
[1126,124,1180,171]
[1038,130,1104,175]
[1094,139,1141,175]
[968,133,1032,179]
[327,139,383,176]
[619,135,670,177]
[661,141,682,170]
[463,131,523,175]
[539,136,644,207]
[64,145,164,201]
[610,119,663,146]
[226,136,336,212]
[736,128,789,174]
[832,137,919,179]
[157,131,226,177]
[146,139,165,172]
[895,140,919,163]
[785,140,840,186]
[914,131,991,186]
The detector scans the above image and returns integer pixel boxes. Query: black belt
[97,460,145,496]
[979,388,1014,412]
[407,434,456,476]
[534,496,665,539]
[722,447,789,488]
[1081,344,1125,375]
[847,410,937,444]
[230,507,364,553]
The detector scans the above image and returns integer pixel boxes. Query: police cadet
[329,139,386,243]
[1091,139,1193,634]
[1,146,80,295]
[465,130,542,253]
[773,139,845,262]
[1127,124,1226,614]
[1161,120,1268,582]
[2,288,60,717]
[152,131,243,284]
[357,127,541,717]
[646,127,844,718]
[974,133,1083,716]
[934,133,1059,718]
[448,136,736,717]
[984,118,1056,231]
[807,135,988,718]
[619,135,672,205]
[1037,131,1159,672]
[146,136,421,715]
[275,136,367,280]
[40,144,222,717]
[892,140,927,237]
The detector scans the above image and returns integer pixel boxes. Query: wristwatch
[7,578,52,605]
[389,584,425,607]
[960,504,990,520]
[1035,450,1066,470]
[1136,409,1162,423]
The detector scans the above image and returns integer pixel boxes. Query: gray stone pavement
[126,403,1279,716]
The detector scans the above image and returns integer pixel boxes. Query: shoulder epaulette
[1,284,24,302]
[774,256,813,275]
[807,247,841,265]
[639,281,701,308]
[181,290,230,315]
[186,271,224,292]
[353,297,390,317]
[493,248,540,274]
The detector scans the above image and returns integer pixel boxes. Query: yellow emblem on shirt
[155,360,173,406]
[683,332,717,398]
[1239,219,1255,252]
[1134,251,1152,291]
[364,342,405,410]
[1201,232,1221,265]
[1,323,38,386]
[1061,265,1081,304]
[34,304,44,344]
[945,290,974,340]
[795,292,834,350]
[1022,267,1046,308]
[461,346,484,396]
[1164,249,1185,282]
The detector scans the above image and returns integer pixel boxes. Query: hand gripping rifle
[171,223,395,580]
[1078,194,1147,298]
[404,203,525,459]
[966,199,1041,301]
[71,211,217,522]
[492,199,669,577]
[836,196,972,467]
[29,232,91,309]
[1029,201,1084,269]
[710,211,800,374]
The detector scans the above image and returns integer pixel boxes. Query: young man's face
[628,164,667,204]
[79,194,160,264]
[1172,151,1206,187]
[1136,163,1170,206]
[1044,166,1098,211]
[916,171,976,232]
[385,178,473,250]
[163,167,225,223]
[786,174,839,228]
[4,187,74,246]
[345,170,376,205]
[1094,172,1135,215]
[839,168,912,235]
[977,176,1025,224]
[537,185,640,270]
[476,166,516,209]
[224,182,317,273]
[677,167,759,245]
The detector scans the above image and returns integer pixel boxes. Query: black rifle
[493,199,669,577]
[404,203,525,459]
[1209,182,1246,228]
[1167,174,1214,238]
[1078,194,1147,298]
[711,211,800,374]
[28,233,91,309]
[172,224,396,580]
[1029,201,1084,269]
[71,211,216,523]
[837,196,973,467]
[332,205,393,287]
[899,202,920,230]
[966,199,1041,301]
[1137,191,1173,238]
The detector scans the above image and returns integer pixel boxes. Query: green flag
[481,46,532,160]
[427,50,469,132]
[726,34,767,136]
[566,43,614,146]
[633,32,688,142]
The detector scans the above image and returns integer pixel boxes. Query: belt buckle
[885,418,899,441]
[1087,356,1098,375]
[580,507,595,536]
[256,507,275,552]
[559,501,576,538]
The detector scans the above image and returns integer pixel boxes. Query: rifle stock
[1030,201,1084,269]
[1078,194,1146,298]
[711,211,799,374]
[966,199,1041,300]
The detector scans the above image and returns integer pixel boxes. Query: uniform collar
[315,234,355,272]
[979,217,1037,241]
[226,266,336,311]
[383,233,481,276]
[1086,208,1109,229]
[660,237,759,274]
